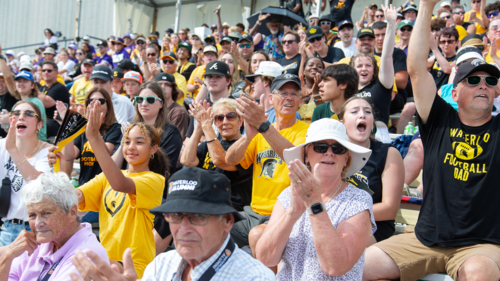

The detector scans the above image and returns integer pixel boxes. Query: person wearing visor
[256,118,375,280]
[68,167,275,280]
[111,38,131,68]
[160,51,188,105]
[94,41,113,67]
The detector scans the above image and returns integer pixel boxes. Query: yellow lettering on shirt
[203,152,215,169]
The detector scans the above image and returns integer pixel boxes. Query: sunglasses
[312,143,348,155]
[42,69,53,73]
[163,59,175,64]
[179,32,186,35]
[112,42,122,46]
[472,0,480,3]
[441,15,451,19]
[465,75,499,87]
[239,43,252,48]
[488,11,500,18]
[375,15,384,18]
[309,37,321,43]
[213,112,238,125]
[454,11,466,14]
[320,21,331,25]
[137,41,146,45]
[164,213,211,225]
[87,98,106,105]
[10,110,39,118]
[147,53,157,57]
[76,52,84,55]
[401,27,412,32]
[135,96,163,104]
[439,39,456,44]
[432,27,442,32]
[282,40,297,45]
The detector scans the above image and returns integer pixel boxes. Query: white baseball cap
[440,1,451,7]
[5,50,15,56]
[83,35,90,41]
[20,61,33,71]
[283,119,372,178]
[245,61,284,83]
[17,51,25,58]
[20,55,31,63]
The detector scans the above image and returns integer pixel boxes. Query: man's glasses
[164,213,212,225]
[282,40,297,45]
[10,110,38,118]
[454,11,466,14]
[488,11,499,18]
[311,143,348,154]
[42,69,53,73]
[274,91,300,99]
[492,25,500,30]
[320,21,331,25]
[309,37,321,43]
[400,27,412,32]
[465,75,499,87]
[439,39,456,44]
[147,53,157,57]
[213,112,238,125]
[239,43,252,49]
[135,96,163,104]
[375,15,384,18]
[87,98,106,105]
[163,59,175,64]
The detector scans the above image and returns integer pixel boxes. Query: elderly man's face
[270,82,302,117]
[28,197,78,245]
[269,23,280,33]
[453,71,499,112]
[171,214,233,262]
[487,20,500,43]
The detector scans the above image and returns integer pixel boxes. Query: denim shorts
[0,220,32,247]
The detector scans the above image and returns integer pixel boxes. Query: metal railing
[3,35,107,51]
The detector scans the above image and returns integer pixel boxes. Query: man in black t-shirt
[0,71,19,138]
[277,31,301,76]
[428,27,458,91]
[364,1,500,279]
[307,25,345,64]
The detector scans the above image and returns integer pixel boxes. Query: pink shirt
[8,223,109,281]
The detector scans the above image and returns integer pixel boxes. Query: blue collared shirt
[141,234,276,281]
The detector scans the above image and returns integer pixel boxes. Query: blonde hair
[219,51,241,93]
[212,98,240,116]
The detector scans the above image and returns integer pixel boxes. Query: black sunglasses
[454,11,466,14]
[134,96,163,104]
[87,98,106,105]
[282,40,297,45]
[375,15,384,18]
[163,59,175,64]
[147,53,157,57]
[309,37,321,43]
[465,75,499,87]
[137,41,146,45]
[213,112,238,124]
[76,52,84,55]
[441,15,451,19]
[10,110,38,118]
[401,27,412,32]
[320,21,331,25]
[488,11,499,18]
[42,69,54,73]
[312,143,348,155]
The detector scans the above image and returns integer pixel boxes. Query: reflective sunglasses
[465,75,499,87]
[320,21,331,25]
[87,98,106,105]
[163,59,175,64]
[42,69,53,73]
[135,96,163,104]
[213,112,238,124]
[488,11,499,18]
[239,43,252,49]
[439,39,456,44]
[10,110,38,118]
[312,143,348,154]
[282,40,297,45]
[309,37,321,43]
[164,213,212,225]
[454,11,466,14]
[147,53,157,57]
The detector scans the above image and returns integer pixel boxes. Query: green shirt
[311,101,338,123]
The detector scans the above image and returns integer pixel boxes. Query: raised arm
[250,13,272,36]
[0,49,17,95]
[429,34,453,74]
[407,0,440,123]
[379,4,396,90]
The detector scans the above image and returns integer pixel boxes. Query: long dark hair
[84,87,117,133]
[122,122,170,178]
[133,82,171,135]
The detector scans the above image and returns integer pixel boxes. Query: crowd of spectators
[1,0,500,279]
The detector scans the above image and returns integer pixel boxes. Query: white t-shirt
[334,38,357,58]
[57,60,76,80]
[112,92,135,124]
[44,36,58,48]
[0,139,51,221]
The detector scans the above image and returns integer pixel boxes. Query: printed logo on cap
[113,71,118,77]
[310,28,317,34]
[210,63,218,70]
[93,70,109,75]
[162,76,167,80]
[361,28,373,33]
[471,59,485,66]
[168,180,198,194]
[284,74,293,79]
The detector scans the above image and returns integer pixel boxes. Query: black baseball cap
[307,25,323,40]
[271,73,302,92]
[453,59,500,88]
[204,61,230,76]
[112,68,124,79]
[149,167,244,221]
[338,20,354,31]
[82,59,95,66]
[117,59,135,71]
[238,34,253,43]
[154,72,175,83]
[90,65,112,82]
[357,27,375,38]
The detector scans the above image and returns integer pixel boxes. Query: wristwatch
[257,120,271,133]
[307,202,326,215]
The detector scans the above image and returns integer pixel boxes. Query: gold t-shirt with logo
[69,77,93,104]
[78,171,165,278]
[240,121,309,216]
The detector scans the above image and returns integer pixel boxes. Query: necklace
[15,140,43,168]
[326,180,343,205]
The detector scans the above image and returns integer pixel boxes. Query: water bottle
[404,122,414,136]
[1,110,9,130]
[413,124,419,135]
[71,177,79,188]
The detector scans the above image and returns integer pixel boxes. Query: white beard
[270,29,279,35]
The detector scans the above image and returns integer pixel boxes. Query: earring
[36,129,40,134]
[342,166,347,173]
[305,162,311,171]
[151,154,155,159]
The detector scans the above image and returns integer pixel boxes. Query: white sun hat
[245,61,284,83]
[283,118,372,177]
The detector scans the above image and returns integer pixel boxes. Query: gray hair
[21,172,79,214]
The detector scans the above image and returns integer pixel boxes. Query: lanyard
[172,237,236,281]
[37,257,63,281]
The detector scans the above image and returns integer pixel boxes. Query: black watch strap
[257,120,271,133]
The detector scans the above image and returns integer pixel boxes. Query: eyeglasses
[42,69,53,73]
[282,40,297,45]
[112,42,118,45]
[87,98,106,105]
[213,112,238,125]
[375,15,384,18]
[488,11,500,18]
[492,25,500,30]
[137,41,146,45]
[163,59,175,64]
[401,27,412,32]
[311,142,348,154]
[465,75,499,87]
[164,213,212,225]
[147,53,157,57]
[441,15,451,19]
[440,39,456,44]
[309,37,321,43]
[239,43,252,48]
[320,21,331,25]
[192,37,200,41]
[454,11,466,14]
[10,110,39,118]
[275,91,300,99]
[135,96,163,104]
[76,52,84,55]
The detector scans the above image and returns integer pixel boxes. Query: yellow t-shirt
[485,46,500,64]
[78,171,165,278]
[173,72,188,106]
[298,99,317,124]
[187,65,206,99]
[456,25,467,41]
[464,10,486,34]
[240,121,309,216]
[69,77,93,104]
[338,55,398,93]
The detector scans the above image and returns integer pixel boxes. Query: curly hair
[350,53,379,85]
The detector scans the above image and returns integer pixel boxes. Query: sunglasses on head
[454,11,466,14]
[311,142,348,155]
[10,110,38,118]
[213,112,238,125]
[239,43,252,49]
[42,69,53,73]
[282,40,297,45]
[488,11,500,18]
[163,59,175,64]
[87,98,106,105]
[135,96,163,104]
[147,53,157,57]
[465,75,499,87]
[309,37,321,43]
[320,21,331,25]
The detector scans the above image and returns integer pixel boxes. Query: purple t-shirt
[8,223,109,281]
